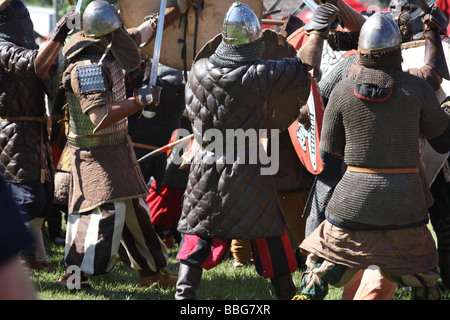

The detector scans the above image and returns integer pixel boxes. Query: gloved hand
[304,2,341,38]
[49,11,80,43]
[442,99,450,115]
[423,5,448,35]
[134,84,161,108]
[298,105,311,130]
[408,65,442,91]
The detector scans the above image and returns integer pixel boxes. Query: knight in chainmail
[174,2,340,300]
[0,0,77,271]
[328,0,424,51]
[296,12,450,300]
[56,1,176,288]
[304,1,450,299]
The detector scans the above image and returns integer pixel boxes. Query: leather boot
[175,261,203,300]
[140,270,178,288]
[270,273,297,300]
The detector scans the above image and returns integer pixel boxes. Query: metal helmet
[358,12,402,54]
[388,0,419,14]
[82,0,122,38]
[388,0,422,41]
[222,2,262,45]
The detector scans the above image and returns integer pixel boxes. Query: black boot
[270,273,297,300]
[175,261,203,300]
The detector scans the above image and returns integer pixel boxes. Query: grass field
[28,229,449,301]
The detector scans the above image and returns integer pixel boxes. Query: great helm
[222,2,262,45]
[388,0,422,41]
[358,12,402,54]
[388,0,419,14]
[82,0,122,37]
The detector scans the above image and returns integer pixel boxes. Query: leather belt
[347,166,419,174]
[0,116,44,122]
[67,127,128,149]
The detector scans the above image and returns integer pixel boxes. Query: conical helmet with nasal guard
[358,12,402,54]
[222,1,262,45]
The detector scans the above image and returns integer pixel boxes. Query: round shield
[287,27,325,175]
[118,0,264,71]
[401,39,450,186]
[193,28,307,131]
[288,78,324,175]
[401,39,450,95]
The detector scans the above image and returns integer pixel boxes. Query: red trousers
[176,228,297,279]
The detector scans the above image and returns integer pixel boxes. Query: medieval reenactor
[0,0,76,271]
[56,0,176,288]
[296,12,450,300]
[174,1,340,300]
[305,0,450,299]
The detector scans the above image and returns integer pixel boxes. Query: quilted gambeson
[178,56,311,240]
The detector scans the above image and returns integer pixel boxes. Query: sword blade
[75,0,83,13]
[302,0,318,12]
[292,3,306,16]
[138,134,194,163]
[410,0,437,20]
[149,0,167,87]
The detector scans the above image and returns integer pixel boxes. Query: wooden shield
[402,39,450,186]
[287,28,325,175]
[288,78,324,175]
[119,0,263,71]
[193,28,306,131]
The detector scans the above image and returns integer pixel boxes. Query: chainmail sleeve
[420,81,450,140]
[319,53,357,102]
[319,85,346,157]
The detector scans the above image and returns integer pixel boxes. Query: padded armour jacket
[0,43,53,183]
[177,56,311,240]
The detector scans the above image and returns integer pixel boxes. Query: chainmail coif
[209,37,264,68]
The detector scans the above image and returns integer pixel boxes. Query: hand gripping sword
[302,0,366,31]
[410,0,437,20]
[141,0,167,119]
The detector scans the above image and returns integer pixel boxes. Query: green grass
[29,239,336,300]
[28,222,449,300]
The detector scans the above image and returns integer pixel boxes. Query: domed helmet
[82,0,122,37]
[222,2,262,45]
[358,12,402,54]
[388,0,419,14]
[0,0,36,49]
[388,0,422,41]
[80,0,140,72]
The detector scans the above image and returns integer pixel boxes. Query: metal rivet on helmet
[358,12,402,54]
[82,0,122,38]
[222,2,262,45]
